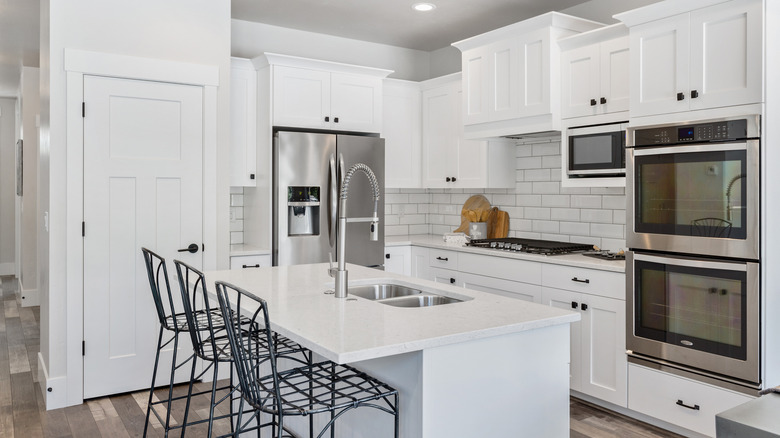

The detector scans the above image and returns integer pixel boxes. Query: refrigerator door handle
[328,154,338,248]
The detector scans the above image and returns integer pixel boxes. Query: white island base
[278,324,570,437]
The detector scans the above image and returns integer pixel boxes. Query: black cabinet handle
[590,99,597,106]
[324,116,330,122]
[600,97,607,104]
[450,278,455,284]
[242,264,260,269]
[581,303,588,311]
[677,92,685,101]
[571,301,578,309]
[446,177,451,182]
[386,253,391,259]
[250,173,255,180]
[178,243,199,254]
[452,177,457,182]
[676,400,700,411]
[571,277,590,284]
[436,257,449,261]
[334,117,339,123]
[691,90,699,99]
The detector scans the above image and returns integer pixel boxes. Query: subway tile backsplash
[232,135,626,252]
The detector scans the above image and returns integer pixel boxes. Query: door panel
[83,75,203,398]
[273,66,330,129]
[581,295,627,407]
[542,287,582,391]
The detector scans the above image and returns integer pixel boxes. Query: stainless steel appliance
[626,116,760,260]
[273,130,385,267]
[565,122,628,177]
[465,238,593,255]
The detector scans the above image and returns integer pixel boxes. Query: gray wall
[0,98,17,274]
[19,67,39,297]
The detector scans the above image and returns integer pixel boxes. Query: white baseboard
[0,262,15,276]
[18,279,39,307]
[39,353,67,410]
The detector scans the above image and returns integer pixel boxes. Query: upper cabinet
[230,58,258,187]
[452,13,603,139]
[616,0,763,118]
[383,79,422,188]
[560,24,630,119]
[264,53,392,133]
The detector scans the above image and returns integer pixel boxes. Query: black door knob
[177,243,199,254]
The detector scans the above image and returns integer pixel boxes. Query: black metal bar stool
[215,280,400,438]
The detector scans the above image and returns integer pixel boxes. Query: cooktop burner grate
[465,238,594,255]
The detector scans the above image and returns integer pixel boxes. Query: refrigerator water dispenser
[288,186,320,236]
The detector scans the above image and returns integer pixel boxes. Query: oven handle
[632,142,747,156]
[632,252,748,272]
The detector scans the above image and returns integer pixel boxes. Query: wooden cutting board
[454,195,491,233]
[489,210,509,238]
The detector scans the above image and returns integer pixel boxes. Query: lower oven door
[626,251,759,384]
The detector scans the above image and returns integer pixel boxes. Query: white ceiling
[0,0,601,97]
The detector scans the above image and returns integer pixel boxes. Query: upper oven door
[567,123,628,176]
[627,140,759,260]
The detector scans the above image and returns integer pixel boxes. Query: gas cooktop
[465,238,594,256]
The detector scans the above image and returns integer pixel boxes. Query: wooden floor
[0,276,683,437]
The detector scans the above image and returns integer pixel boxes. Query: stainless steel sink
[380,295,463,308]
[349,284,423,300]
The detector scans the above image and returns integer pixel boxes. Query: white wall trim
[64,48,220,87]
[39,352,67,410]
[18,277,40,307]
[61,51,219,409]
[0,263,14,276]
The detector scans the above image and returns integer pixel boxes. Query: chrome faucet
[329,163,380,298]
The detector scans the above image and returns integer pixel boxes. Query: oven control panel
[634,119,748,145]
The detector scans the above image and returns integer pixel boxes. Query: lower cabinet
[384,246,412,275]
[459,272,541,303]
[542,287,627,407]
[410,246,429,279]
[430,266,458,285]
[628,364,752,437]
[229,254,271,270]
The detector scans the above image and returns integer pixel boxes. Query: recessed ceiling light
[412,3,436,12]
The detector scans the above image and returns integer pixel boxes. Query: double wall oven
[625,115,761,392]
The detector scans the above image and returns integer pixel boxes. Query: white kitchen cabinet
[452,13,603,139]
[620,0,762,117]
[560,25,630,119]
[384,245,412,276]
[541,264,627,407]
[459,272,541,303]
[430,267,459,286]
[266,53,391,133]
[410,246,429,279]
[382,79,421,188]
[229,254,271,270]
[230,58,258,187]
[421,74,515,189]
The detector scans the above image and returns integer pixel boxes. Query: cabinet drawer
[628,364,752,437]
[459,272,541,303]
[542,264,624,299]
[429,249,459,270]
[230,254,271,270]
[459,252,541,284]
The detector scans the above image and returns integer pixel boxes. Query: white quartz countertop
[229,244,271,257]
[205,263,580,364]
[386,234,625,273]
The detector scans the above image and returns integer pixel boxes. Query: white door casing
[83,75,204,398]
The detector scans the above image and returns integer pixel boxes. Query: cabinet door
[461,47,491,125]
[453,87,488,188]
[459,272,541,303]
[383,80,422,188]
[542,287,582,392]
[630,14,690,117]
[410,246,429,279]
[579,294,627,407]
[272,66,330,129]
[561,44,600,119]
[429,267,459,286]
[331,73,383,133]
[230,60,258,187]
[487,39,521,122]
[422,83,458,188]
[384,246,412,276]
[689,0,762,110]
[518,28,552,117]
[599,36,630,114]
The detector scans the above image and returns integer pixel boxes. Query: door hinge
[82,221,85,237]
[82,102,85,118]
[82,341,85,356]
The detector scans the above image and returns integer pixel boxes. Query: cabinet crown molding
[251,52,393,78]
[614,0,733,27]
[452,12,603,52]
[558,23,628,51]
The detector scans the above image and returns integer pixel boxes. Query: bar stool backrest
[215,281,283,414]
[141,247,179,330]
[173,259,219,360]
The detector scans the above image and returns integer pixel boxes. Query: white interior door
[83,75,204,398]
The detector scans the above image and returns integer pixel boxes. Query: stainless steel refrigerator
[273,130,385,267]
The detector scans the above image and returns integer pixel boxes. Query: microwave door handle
[632,252,748,272]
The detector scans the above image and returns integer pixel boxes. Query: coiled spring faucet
[330,163,380,298]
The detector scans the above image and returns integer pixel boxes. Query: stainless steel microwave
[566,122,628,177]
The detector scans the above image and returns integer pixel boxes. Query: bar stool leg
[181,351,199,438]
[144,326,165,437]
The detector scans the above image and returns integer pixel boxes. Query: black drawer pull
[446,177,451,182]
[676,400,700,411]
[600,97,607,104]
[691,89,699,99]
[590,99,597,106]
[242,264,260,269]
[571,301,578,309]
[571,277,590,284]
[581,303,588,311]
[436,257,449,261]
[677,92,685,101]
[324,116,330,122]
[386,253,391,259]
[450,278,456,284]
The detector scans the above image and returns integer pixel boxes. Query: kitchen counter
[205,263,578,437]
[228,243,270,257]
[386,234,625,272]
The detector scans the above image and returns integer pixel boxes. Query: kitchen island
[205,263,579,437]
